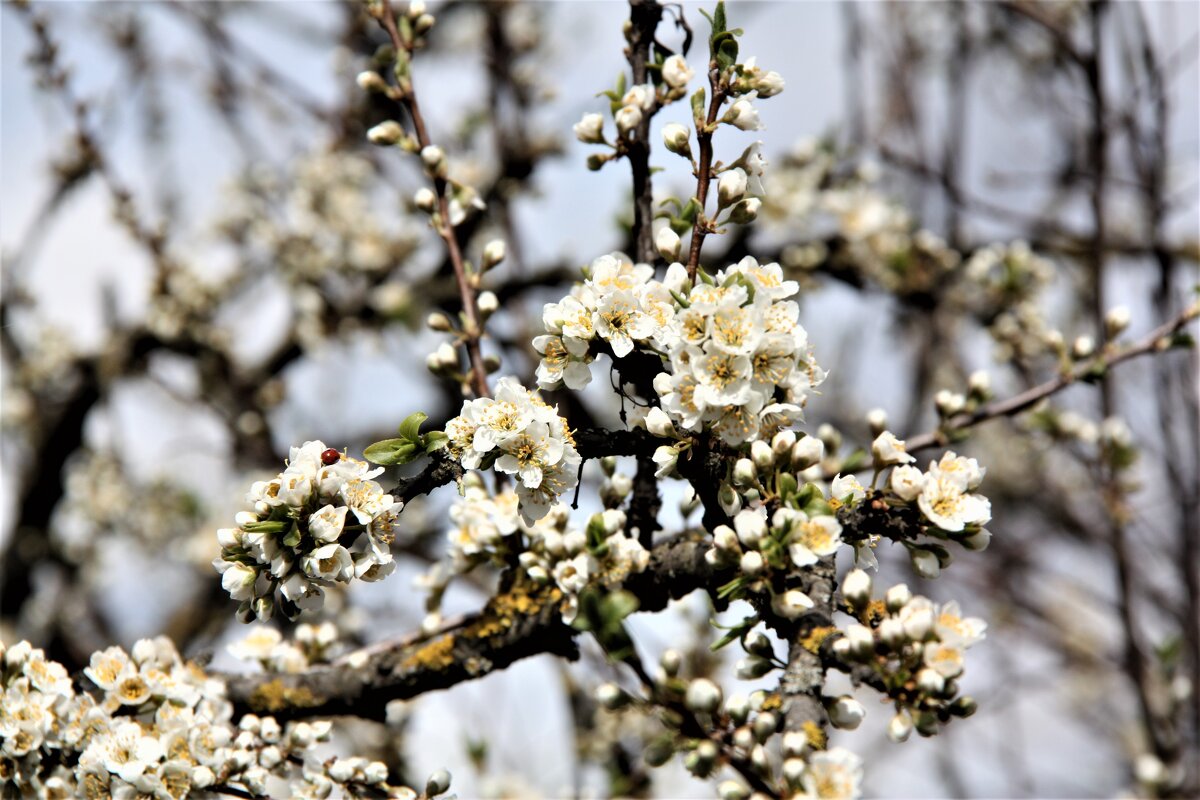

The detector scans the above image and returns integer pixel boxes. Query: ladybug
[321,448,341,466]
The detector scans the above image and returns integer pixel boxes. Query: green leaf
[712,2,727,37]
[616,71,627,98]
[716,37,739,72]
[364,438,418,465]
[399,411,428,442]
[422,431,449,453]
[282,523,301,549]
[603,590,640,623]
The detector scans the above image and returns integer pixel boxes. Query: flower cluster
[836,575,985,740]
[537,252,825,446]
[444,377,581,523]
[420,475,650,625]
[706,506,842,619]
[0,637,430,799]
[227,622,343,674]
[213,441,402,622]
[887,448,991,536]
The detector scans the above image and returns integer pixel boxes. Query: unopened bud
[728,197,761,225]
[656,226,682,262]
[685,678,723,714]
[481,239,506,270]
[935,390,966,417]
[425,769,451,797]
[414,187,437,213]
[420,145,446,176]
[967,370,991,397]
[596,682,628,710]
[660,649,682,677]
[740,551,765,576]
[866,408,888,436]
[736,655,774,680]
[771,429,796,456]
[878,617,906,649]
[662,122,692,157]
[750,440,774,471]
[910,548,941,579]
[733,457,757,486]
[841,568,872,608]
[426,312,453,332]
[1105,306,1131,338]
[356,71,389,93]
[751,711,778,742]
[916,668,945,695]
[717,168,748,209]
[1072,335,1095,359]
[718,780,751,800]
[725,693,751,724]
[888,711,913,743]
[885,583,912,612]
[367,120,404,146]
[828,696,865,730]
[791,436,825,470]
[413,12,435,35]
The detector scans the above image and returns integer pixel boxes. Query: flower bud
[573,112,605,144]
[481,239,506,270]
[916,668,945,695]
[753,70,785,98]
[596,682,629,710]
[644,738,674,767]
[728,197,761,225]
[910,548,941,579]
[750,440,774,471]
[817,423,842,453]
[477,291,498,316]
[645,407,676,438]
[902,607,934,641]
[413,12,435,35]
[751,711,778,742]
[878,617,906,649]
[356,71,389,93]
[685,678,723,714]
[367,120,404,146]
[662,54,695,88]
[662,122,692,157]
[967,370,991,397]
[1105,305,1131,338]
[425,769,451,797]
[586,152,613,171]
[771,430,796,456]
[1072,334,1095,359]
[420,145,446,176]
[724,693,751,724]
[733,457,757,486]
[414,186,437,213]
[772,589,814,620]
[719,482,742,516]
[935,390,966,417]
[885,583,912,612]
[888,711,913,743]
[782,757,806,785]
[725,100,762,131]
[660,649,682,677]
[950,696,978,717]
[718,168,748,209]
[615,105,642,135]
[656,226,682,262]
[714,525,740,553]
[961,527,992,551]
[841,569,872,608]
[828,696,866,730]
[426,312,453,332]
[791,436,825,470]
[736,655,774,680]
[844,624,875,659]
[866,408,889,436]
[718,780,751,800]
[740,551,765,576]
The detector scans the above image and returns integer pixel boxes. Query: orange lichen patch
[803,719,827,750]
[860,600,887,626]
[465,583,562,640]
[800,626,837,654]
[759,692,784,713]
[248,679,319,713]
[400,634,456,672]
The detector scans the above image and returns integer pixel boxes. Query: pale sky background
[2,2,1198,798]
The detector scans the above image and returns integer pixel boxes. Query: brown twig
[373,4,490,399]
[685,66,729,282]
[904,303,1199,454]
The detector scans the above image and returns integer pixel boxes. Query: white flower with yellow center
[555,295,596,341]
[694,347,752,406]
[934,601,987,647]
[495,422,563,488]
[707,396,764,445]
[533,334,593,390]
[871,431,915,466]
[308,505,347,544]
[918,473,991,532]
[778,510,843,567]
[515,448,581,525]
[687,282,748,310]
[924,641,966,678]
[594,290,655,358]
[928,451,985,491]
[653,371,706,431]
[749,334,797,390]
[301,543,354,583]
[709,303,763,356]
[802,746,863,799]
[890,465,924,502]
[722,256,798,301]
